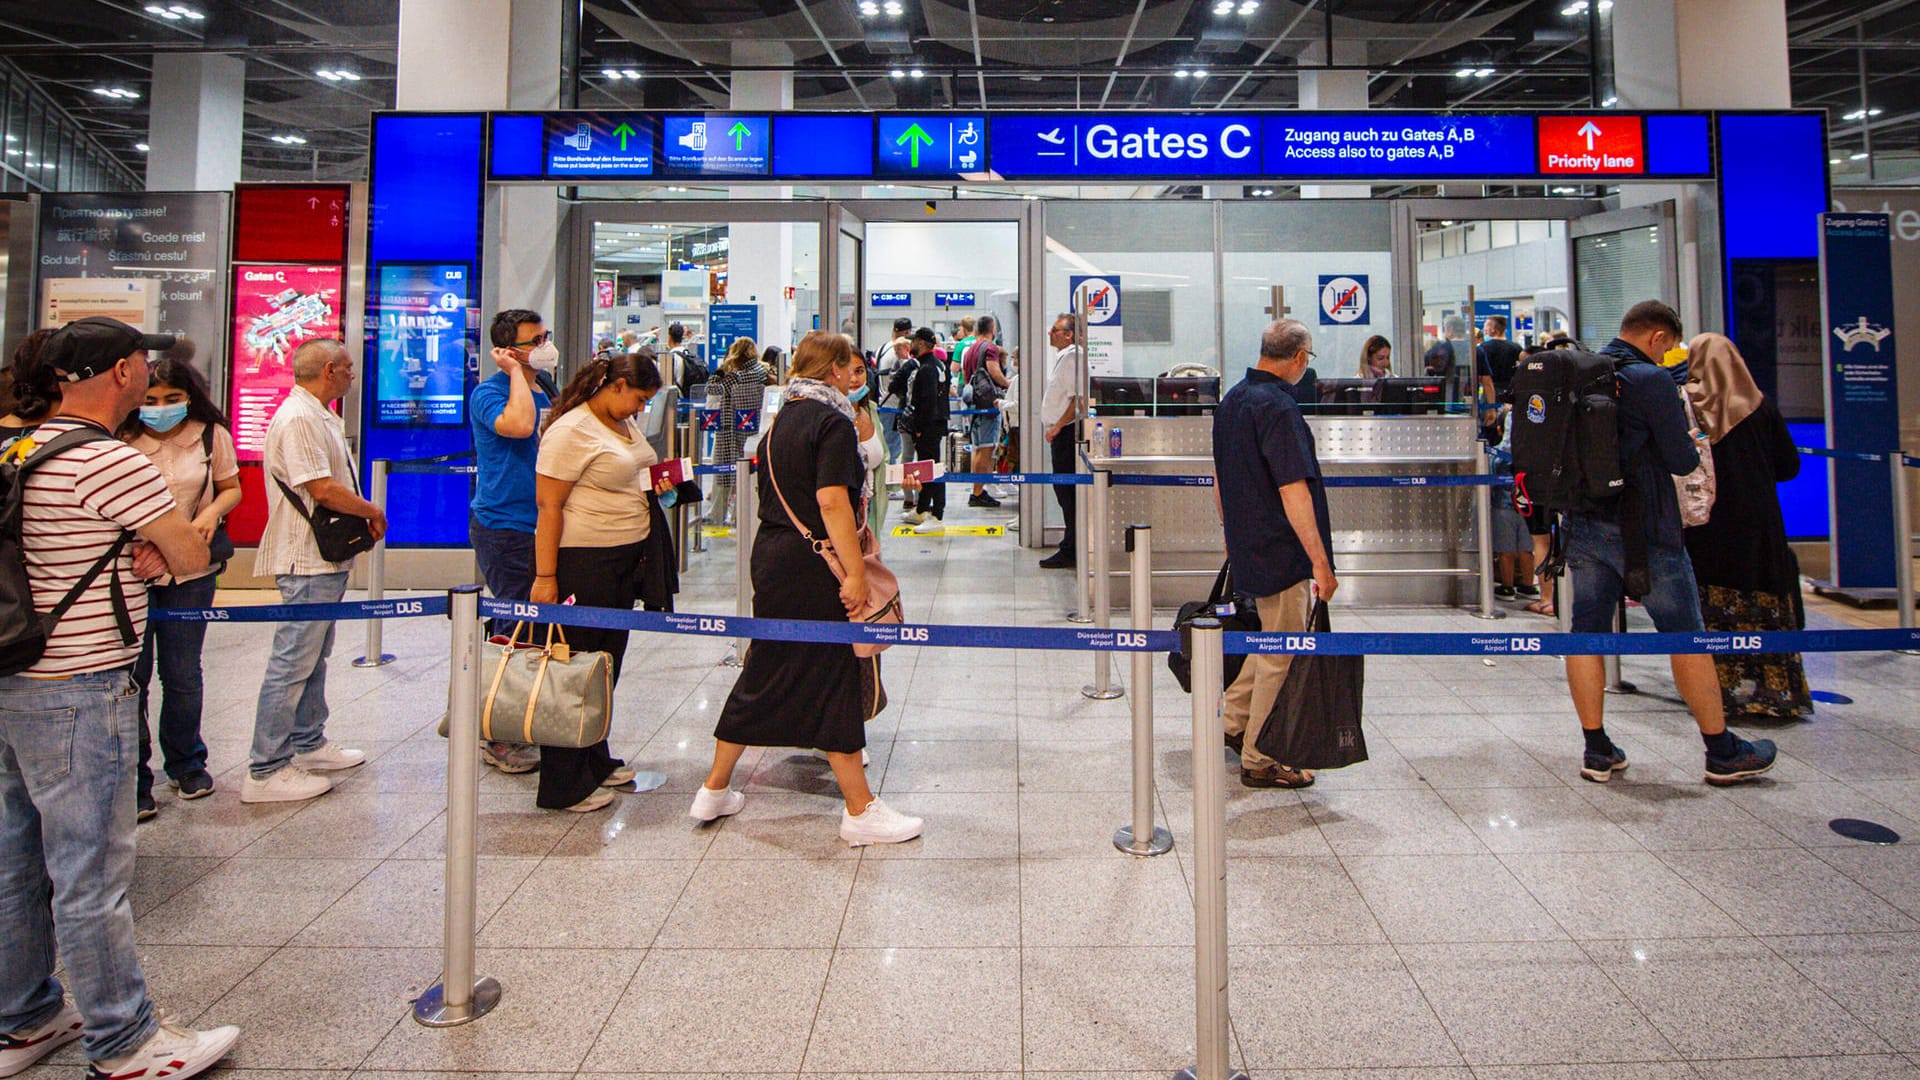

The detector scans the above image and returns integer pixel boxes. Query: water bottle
[1092,420,1105,458]
[1109,425,1123,459]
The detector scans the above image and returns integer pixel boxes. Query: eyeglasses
[1305,350,1317,362]
[512,331,552,348]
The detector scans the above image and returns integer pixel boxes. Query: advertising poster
[228,265,343,462]
[1069,274,1123,377]
[36,192,231,388]
[1819,212,1902,588]
[373,263,474,426]
[40,277,160,329]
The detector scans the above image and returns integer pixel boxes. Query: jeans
[250,571,349,779]
[133,575,218,798]
[471,518,534,637]
[0,668,157,1060]
[1564,514,1706,635]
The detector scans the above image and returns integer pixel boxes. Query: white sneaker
[601,765,637,788]
[0,997,82,1078]
[291,741,365,772]
[481,741,539,774]
[901,509,926,526]
[239,766,333,804]
[840,798,924,847]
[688,786,745,821]
[562,789,615,813]
[86,1016,239,1080]
[912,517,945,535]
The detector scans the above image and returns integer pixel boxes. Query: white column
[396,0,510,109]
[728,42,797,352]
[145,53,244,191]
[1296,41,1369,200]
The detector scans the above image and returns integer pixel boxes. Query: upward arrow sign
[1577,120,1603,151]
[896,122,934,168]
[611,122,636,151]
[727,121,751,150]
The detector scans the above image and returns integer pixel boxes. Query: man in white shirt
[1038,312,1083,569]
[246,338,384,804]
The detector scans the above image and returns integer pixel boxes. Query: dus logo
[393,601,424,615]
[1732,635,1762,650]
[900,627,929,642]
[1509,637,1542,652]
[201,609,229,621]
[510,603,539,618]
[698,618,727,633]
[1282,635,1318,652]
[1116,632,1147,647]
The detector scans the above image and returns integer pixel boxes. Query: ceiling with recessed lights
[0,0,1912,187]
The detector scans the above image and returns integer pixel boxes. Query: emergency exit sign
[1537,115,1645,175]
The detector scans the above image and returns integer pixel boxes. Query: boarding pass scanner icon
[678,122,707,151]
[563,124,591,151]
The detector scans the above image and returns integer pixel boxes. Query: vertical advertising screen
[228,264,344,462]
[372,263,474,426]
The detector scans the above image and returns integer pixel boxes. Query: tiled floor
[20,493,1920,1079]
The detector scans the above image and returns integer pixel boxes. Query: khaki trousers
[1221,579,1313,770]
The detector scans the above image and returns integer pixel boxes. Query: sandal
[1525,599,1555,617]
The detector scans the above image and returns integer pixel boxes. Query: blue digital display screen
[660,114,770,177]
[546,113,654,177]
[771,115,873,176]
[992,114,1260,178]
[876,115,986,177]
[870,292,911,306]
[372,263,474,427]
[1719,113,1826,261]
[1263,114,1536,176]
[1646,113,1711,176]
[370,114,483,264]
[489,114,545,177]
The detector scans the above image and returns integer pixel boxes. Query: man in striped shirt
[0,317,240,1080]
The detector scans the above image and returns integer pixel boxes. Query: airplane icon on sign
[1037,128,1065,144]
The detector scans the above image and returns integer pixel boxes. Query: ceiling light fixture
[1474,68,1494,78]
[1175,69,1191,78]
[859,0,879,13]
[1601,94,1618,106]
[621,68,641,79]
[1841,107,1883,121]
[1212,0,1233,13]
[882,0,903,14]
[135,142,149,152]
[1194,68,1209,79]
[889,68,905,79]
[1550,185,1576,194]
[316,68,362,82]
[1455,67,1475,78]
[270,134,309,145]
[92,87,141,99]
[1850,151,1869,160]
[908,68,924,78]
[1238,0,1259,12]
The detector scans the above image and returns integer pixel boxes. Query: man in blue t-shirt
[467,308,556,774]
[1562,300,1776,787]
[1212,319,1337,790]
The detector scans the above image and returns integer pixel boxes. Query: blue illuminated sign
[661,114,769,177]
[870,291,911,306]
[1264,114,1535,176]
[772,115,874,176]
[490,114,544,177]
[373,263,474,427]
[546,114,654,177]
[1821,213,1901,588]
[877,115,985,177]
[992,114,1259,178]
[708,304,760,364]
[933,291,976,306]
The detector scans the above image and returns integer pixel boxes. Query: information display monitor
[371,262,475,427]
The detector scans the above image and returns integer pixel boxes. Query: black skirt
[714,524,867,754]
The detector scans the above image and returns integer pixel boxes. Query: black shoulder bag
[274,469,376,564]
[199,424,235,569]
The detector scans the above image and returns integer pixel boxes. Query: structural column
[729,42,798,354]
[1296,40,1369,200]
[145,53,244,192]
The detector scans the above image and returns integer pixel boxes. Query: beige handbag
[477,622,612,748]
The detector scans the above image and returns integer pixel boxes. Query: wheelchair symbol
[957,121,980,145]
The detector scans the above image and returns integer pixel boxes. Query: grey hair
[1053,311,1074,328]
[1443,315,1469,338]
[290,338,347,380]
[1259,319,1312,362]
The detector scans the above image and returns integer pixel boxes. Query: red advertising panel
[228,265,343,463]
[1537,115,1646,175]
[232,185,350,263]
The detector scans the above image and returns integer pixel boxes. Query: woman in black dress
[691,331,923,847]
[1682,333,1813,719]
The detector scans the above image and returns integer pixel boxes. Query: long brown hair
[722,336,758,373]
[1,329,60,423]
[789,329,855,382]
[542,349,662,434]
[1359,334,1391,376]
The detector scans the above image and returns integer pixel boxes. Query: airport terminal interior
[2,0,1920,1078]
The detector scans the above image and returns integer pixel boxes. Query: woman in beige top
[123,356,243,818]
[531,351,668,812]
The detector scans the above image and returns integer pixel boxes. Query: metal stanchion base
[1470,609,1508,621]
[1082,683,1124,700]
[1065,612,1094,624]
[353,654,397,668]
[1174,1068,1249,1080]
[412,975,502,1028]
[1114,824,1174,857]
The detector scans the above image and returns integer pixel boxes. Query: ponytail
[541,351,664,434]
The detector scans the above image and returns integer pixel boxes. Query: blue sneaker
[1705,736,1777,785]
[1580,745,1629,783]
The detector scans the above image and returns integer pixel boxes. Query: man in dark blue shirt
[1562,300,1775,787]
[1211,319,1337,789]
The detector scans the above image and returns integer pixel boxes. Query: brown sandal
[1525,599,1555,617]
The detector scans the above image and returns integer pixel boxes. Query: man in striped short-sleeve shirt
[0,316,240,1080]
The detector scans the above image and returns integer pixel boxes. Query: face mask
[140,402,189,431]
[849,384,869,403]
[526,341,561,372]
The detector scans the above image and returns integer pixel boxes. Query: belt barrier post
[1176,619,1246,1080]
[414,586,500,1027]
[1084,469,1122,699]
[673,412,690,574]
[1115,525,1172,857]
[724,459,754,667]
[353,459,396,668]
[1893,453,1915,635]
[688,412,706,555]
[1069,452,1093,624]
[1471,450,1504,621]
[1604,599,1636,694]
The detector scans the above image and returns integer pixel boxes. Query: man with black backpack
[0,317,242,1079]
[1528,301,1776,786]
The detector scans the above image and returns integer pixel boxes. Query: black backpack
[1508,348,1626,517]
[0,427,137,676]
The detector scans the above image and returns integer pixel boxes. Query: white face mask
[526,340,560,372]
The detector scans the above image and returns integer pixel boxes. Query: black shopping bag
[1252,599,1368,770]
[1169,562,1260,693]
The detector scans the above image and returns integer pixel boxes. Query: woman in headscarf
[1681,332,1812,720]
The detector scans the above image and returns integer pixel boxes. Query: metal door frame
[1393,197,1607,354]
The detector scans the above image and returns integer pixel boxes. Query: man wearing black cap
[0,317,240,1079]
[901,327,950,533]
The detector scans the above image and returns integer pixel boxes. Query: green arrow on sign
[728,121,751,150]
[611,122,636,151]
[896,122,934,168]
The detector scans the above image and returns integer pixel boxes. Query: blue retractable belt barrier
[151,595,1920,656]
[932,471,1498,489]
[694,463,736,476]
[389,452,478,476]
[1797,445,1890,464]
